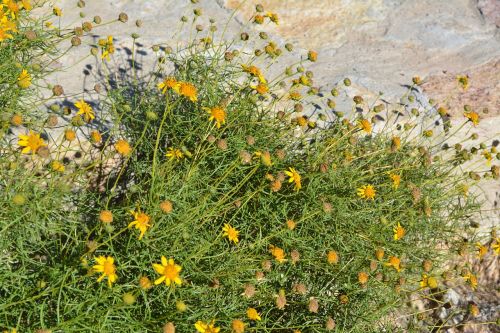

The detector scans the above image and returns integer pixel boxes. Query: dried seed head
[276,291,286,310]
[163,322,175,333]
[323,202,332,213]
[370,260,377,271]
[176,300,187,312]
[290,250,300,264]
[239,150,252,164]
[326,317,336,330]
[293,283,307,295]
[135,19,143,27]
[93,16,102,24]
[193,8,202,16]
[275,149,286,160]
[343,78,351,86]
[52,84,64,96]
[255,271,264,280]
[256,4,264,12]
[74,27,83,36]
[217,139,227,150]
[25,30,37,40]
[270,180,282,192]
[262,260,272,271]
[37,146,50,158]
[339,294,348,304]
[118,12,129,23]
[243,284,255,298]
[308,297,319,313]
[122,292,136,305]
[241,32,249,41]
[71,36,81,46]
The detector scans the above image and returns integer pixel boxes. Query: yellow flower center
[103,261,115,276]
[163,264,179,280]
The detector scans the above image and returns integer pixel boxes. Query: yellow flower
[358,118,372,134]
[17,69,31,89]
[250,82,269,95]
[385,256,401,272]
[393,222,406,241]
[284,167,301,192]
[492,237,500,255]
[327,250,339,264]
[115,139,131,156]
[100,36,115,61]
[265,12,279,25]
[128,209,151,240]
[241,64,266,83]
[269,244,286,263]
[357,185,376,200]
[203,106,226,128]
[464,111,479,126]
[157,77,179,94]
[0,16,17,41]
[462,271,478,290]
[389,173,401,190]
[419,274,429,288]
[21,0,32,11]
[75,99,94,122]
[3,0,20,18]
[92,256,117,287]
[18,130,46,154]
[457,75,469,90]
[194,320,220,333]
[153,256,182,286]
[51,160,65,172]
[475,242,488,259]
[178,82,197,102]
[246,307,261,321]
[222,223,239,244]
[165,147,184,161]
[231,319,245,333]
[52,6,62,16]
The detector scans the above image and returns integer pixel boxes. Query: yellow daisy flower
[99,36,115,61]
[269,244,286,263]
[75,99,94,122]
[475,242,488,259]
[464,111,479,126]
[157,77,179,94]
[247,307,261,321]
[205,106,226,128]
[92,256,117,287]
[194,320,220,333]
[153,256,182,286]
[165,147,184,161]
[492,237,500,255]
[393,222,406,241]
[389,173,401,190]
[128,209,151,240]
[358,118,372,134]
[241,64,266,83]
[457,75,469,90]
[462,271,478,290]
[18,130,46,154]
[178,82,197,102]
[251,82,269,95]
[17,69,31,89]
[222,223,239,244]
[115,139,132,156]
[385,256,401,272]
[52,6,62,16]
[284,167,301,192]
[357,185,376,200]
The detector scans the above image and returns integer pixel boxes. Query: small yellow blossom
[463,271,478,290]
[385,256,401,272]
[157,77,179,94]
[99,36,115,61]
[247,308,261,321]
[457,75,469,90]
[165,147,184,161]
[265,12,279,25]
[393,222,406,241]
[284,167,301,191]
[269,245,286,263]
[51,160,65,172]
[194,320,220,333]
[18,130,46,154]
[464,111,479,126]
[178,82,197,102]
[115,139,131,156]
[17,69,31,89]
[241,64,266,83]
[358,118,372,134]
[389,173,401,190]
[152,256,182,286]
[52,6,62,16]
[222,223,239,244]
[75,99,94,122]
[327,250,339,264]
[251,82,269,95]
[204,106,226,128]
[491,237,499,255]
[92,256,117,287]
[357,185,376,200]
[128,209,151,240]
[231,319,245,333]
[475,242,488,259]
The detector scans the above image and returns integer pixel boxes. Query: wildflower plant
[0,1,498,333]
